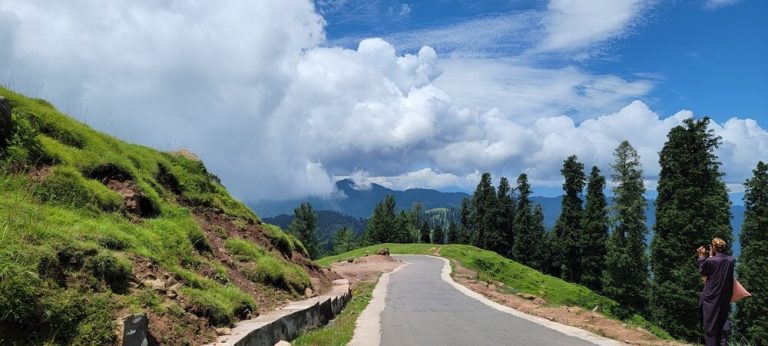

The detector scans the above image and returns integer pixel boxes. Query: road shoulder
[430,255,622,346]
[348,261,408,346]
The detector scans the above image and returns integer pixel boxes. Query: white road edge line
[348,261,409,346]
[430,255,622,346]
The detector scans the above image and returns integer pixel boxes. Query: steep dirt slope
[0,87,336,345]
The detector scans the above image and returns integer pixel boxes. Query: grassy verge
[315,243,436,267]
[318,243,673,340]
[292,282,376,346]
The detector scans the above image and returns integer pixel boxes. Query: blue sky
[1,0,766,200]
[320,0,767,125]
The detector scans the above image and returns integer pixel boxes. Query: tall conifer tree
[603,141,649,316]
[447,221,459,244]
[492,176,514,256]
[333,226,355,255]
[432,224,445,244]
[512,173,544,268]
[471,173,498,249]
[364,195,398,244]
[459,198,473,244]
[394,210,412,243]
[410,203,423,242]
[581,166,608,292]
[554,155,586,282]
[288,202,319,258]
[650,118,732,340]
[530,205,547,272]
[734,161,768,342]
[419,221,431,244]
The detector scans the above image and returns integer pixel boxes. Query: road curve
[379,255,598,346]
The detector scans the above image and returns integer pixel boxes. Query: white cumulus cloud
[0,0,764,202]
[539,0,650,53]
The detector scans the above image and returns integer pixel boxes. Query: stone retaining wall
[208,279,352,346]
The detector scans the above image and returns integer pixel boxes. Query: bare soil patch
[191,207,339,305]
[450,260,687,346]
[330,254,402,285]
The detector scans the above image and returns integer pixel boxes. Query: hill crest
[0,87,335,345]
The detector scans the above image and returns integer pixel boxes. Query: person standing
[696,237,735,346]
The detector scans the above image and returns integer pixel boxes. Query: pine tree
[512,173,544,269]
[394,210,412,243]
[432,224,445,244]
[364,195,398,244]
[581,166,608,292]
[553,155,586,282]
[288,202,319,259]
[603,141,649,316]
[734,161,768,342]
[471,173,498,249]
[410,203,423,242]
[530,205,547,272]
[459,198,473,244]
[333,226,355,255]
[542,229,560,276]
[447,221,459,244]
[650,118,732,341]
[419,220,431,243]
[490,176,514,256]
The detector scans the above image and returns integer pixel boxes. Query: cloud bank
[0,0,764,201]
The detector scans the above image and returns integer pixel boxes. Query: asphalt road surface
[380,255,596,346]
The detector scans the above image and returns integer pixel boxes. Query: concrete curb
[206,279,352,346]
[348,261,408,346]
[431,255,622,346]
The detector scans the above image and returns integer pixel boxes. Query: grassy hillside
[319,243,672,340]
[0,87,325,345]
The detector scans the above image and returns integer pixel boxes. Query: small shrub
[88,252,133,294]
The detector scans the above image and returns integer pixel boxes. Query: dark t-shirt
[698,253,735,333]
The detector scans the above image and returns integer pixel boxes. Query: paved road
[380,255,596,346]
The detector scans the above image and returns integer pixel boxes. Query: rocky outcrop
[0,96,12,149]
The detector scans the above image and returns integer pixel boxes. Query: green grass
[0,86,311,344]
[293,282,376,346]
[318,243,673,341]
[226,238,311,293]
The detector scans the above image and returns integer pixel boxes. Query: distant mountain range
[250,179,467,218]
[252,179,746,254]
